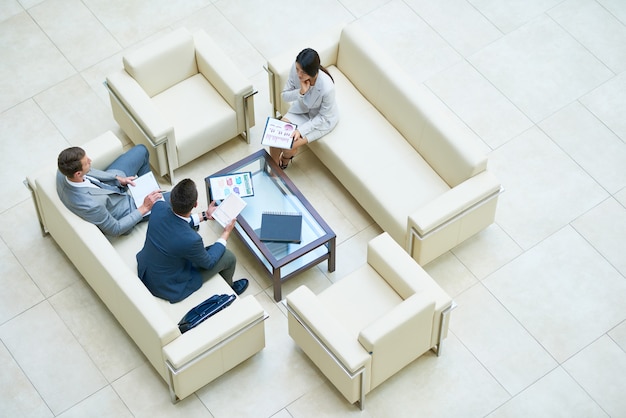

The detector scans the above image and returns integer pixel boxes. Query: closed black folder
[260,212,302,244]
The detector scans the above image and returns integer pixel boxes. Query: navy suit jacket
[136,200,225,303]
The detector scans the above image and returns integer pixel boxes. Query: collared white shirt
[174,212,226,247]
[66,176,99,188]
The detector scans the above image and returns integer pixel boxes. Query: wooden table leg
[328,237,336,272]
[273,267,282,301]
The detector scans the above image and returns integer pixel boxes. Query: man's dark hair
[170,178,198,215]
[58,147,86,178]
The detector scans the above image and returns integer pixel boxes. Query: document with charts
[208,171,254,201]
[260,117,296,149]
[212,193,247,228]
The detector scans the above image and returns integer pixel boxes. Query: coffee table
[205,150,336,301]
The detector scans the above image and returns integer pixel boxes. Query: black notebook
[260,212,302,244]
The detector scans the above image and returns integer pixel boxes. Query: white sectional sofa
[266,23,503,265]
[26,131,267,402]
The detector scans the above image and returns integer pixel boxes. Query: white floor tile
[451,223,523,280]
[424,251,478,298]
[34,74,116,146]
[196,298,324,418]
[29,0,121,71]
[405,0,502,56]
[487,367,607,417]
[0,199,83,297]
[572,197,626,277]
[215,0,354,60]
[0,0,22,22]
[469,0,564,33]
[112,364,212,417]
[48,280,146,382]
[364,334,510,418]
[0,12,75,112]
[580,71,626,141]
[426,60,533,149]
[56,386,132,418]
[484,226,626,363]
[81,0,211,47]
[609,320,626,353]
[564,335,626,418]
[549,0,626,73]
[0,238,44,324]
[359,0,462,84]
[540,101,626,194]
[0,100,69,213]
[0,341,52,417]
[451,283,557,395]
[0,302,107,415]
[489,127,607,249]
[469,14,612,123]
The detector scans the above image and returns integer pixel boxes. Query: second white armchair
[105,28,256,182]
[284,232,455,410]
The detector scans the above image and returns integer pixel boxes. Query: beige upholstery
[266,23,502,265]
[284,232,454,409]
[26,131,267,402]
[106,28,256,182]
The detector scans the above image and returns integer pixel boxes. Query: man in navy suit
[136,178,249,303]
[57,144,162,236]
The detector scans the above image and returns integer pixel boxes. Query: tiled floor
[1,0,626,417]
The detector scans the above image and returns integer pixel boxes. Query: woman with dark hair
[270,48,339,169]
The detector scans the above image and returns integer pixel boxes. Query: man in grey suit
[56,144,163,236]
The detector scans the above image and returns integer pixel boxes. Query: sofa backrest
[336,23,487,187]
[123,28,198,97]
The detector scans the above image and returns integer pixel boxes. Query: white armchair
[284,232,455,409]
[105,28,256,182]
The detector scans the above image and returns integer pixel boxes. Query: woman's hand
[299,78,311,95]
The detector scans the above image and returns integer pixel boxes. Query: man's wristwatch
[202,211,208,221]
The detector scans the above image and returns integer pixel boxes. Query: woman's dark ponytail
[296,48,334,83]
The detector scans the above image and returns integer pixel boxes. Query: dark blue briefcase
[178,293,236,334]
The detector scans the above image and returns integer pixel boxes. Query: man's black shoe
[232,279,249,295]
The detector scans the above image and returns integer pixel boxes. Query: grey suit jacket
[281,63,339,141]
[56,168,143,236]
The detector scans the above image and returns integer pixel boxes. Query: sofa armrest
[366,232,433,299]
[193,30,256,133]
[367,233,453,348]
[105,71,173,145]
[286,286,370,373]
[359,292,435,354]
[409,170,502,237]
[162,295,266,370]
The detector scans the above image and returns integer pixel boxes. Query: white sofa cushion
[311,68,450,242]
[152,73,238,166]
[318,264,402,339]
